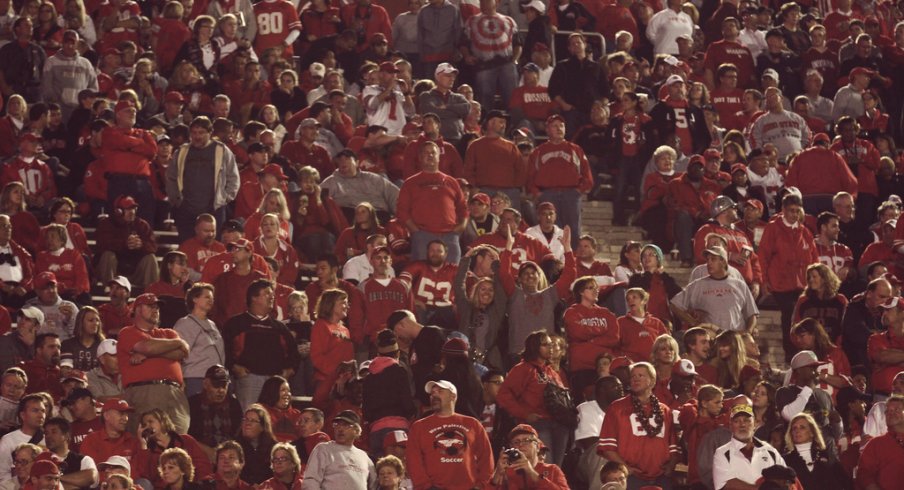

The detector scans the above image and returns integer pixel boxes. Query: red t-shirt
[703,40,756,89]
[117,325,185,387]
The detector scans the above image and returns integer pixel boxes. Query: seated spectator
[24,272,77,342]
[188,365,242,454]
[86,339,122,402]
[35,224,89,304]
[179,215,226,283]
[290,408,331,470]
[301,411,375,488]
[245,190,292,243]
[0,183,41,257]
[1,134,57,214]
[335,202,388,264]
[94,195,159,289]
[712,403,785,489]
[97,277,131,339]
[137,409,211,488]
[155,447,197,490]
[39,198,90,259]
[252,214,299,287]
[0,214,35,310]
[856,395,904,489]
[399,240,458,330]
[777,351,839,448]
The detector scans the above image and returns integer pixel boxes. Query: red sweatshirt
[309,318,353,382]
[831,138,881,196]
[758,217,819,293]
[463,136,526,188]
[100,126,157,176]
[667,173,722,219]
[36,248,90,295]
[564,303,620,371]
[358,277,413,340]
[178,237,226,274]
[406,413,493,490]
[497,360,565,421]
[304,280,366,343]
[786,146,858,196]
[526,140,593,194]
[397,171,467,234]
[401,136,463,180]
[617,314,670,362]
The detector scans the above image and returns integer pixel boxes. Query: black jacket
[548,57,607,113]
[362,357,416,423]
[783,447,850,490]
[649,101,711,155]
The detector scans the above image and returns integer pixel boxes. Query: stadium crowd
[0,0,904,488]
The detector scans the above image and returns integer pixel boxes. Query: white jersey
[362,84,408,135]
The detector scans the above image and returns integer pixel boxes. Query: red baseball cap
[546,114,565,125]
[34,271,58,290]
[469,193,491,206]
[164,92,185,104]
[609,356,633,371]
[260,164,288,181]
[508,423,539,441]
[132,293,163,309]
[19,133,40,143]
[228,238,253,252]
[115,195,138,209]
[730,163,748,174]
[813,133,831,145]
[537,202,556,212]
[703,148,721,160]
[114,100,135,113]
[100,398,134,413]
[850,67,875,81]
[30,460,60,479]
[379,61,399,73]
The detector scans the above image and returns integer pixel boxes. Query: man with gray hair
[0,308,41,371]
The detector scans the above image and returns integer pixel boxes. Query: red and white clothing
[406,413,493,490]
[396,171,467,234]
[831,138,881,197]
[252,237,300,287]
[252,0,302,57]
[358,276,413,341]
[815,240,853,277]
[617,313,669,362]
[97,0,141,50]
[178,237,226,278]
[400,262,457,307]
[598,395,679,480]
[1,156,57,203]
[526,140,593,195]
[100,126,157,176]
[758,217,819,293]
[35,248,89,295]
[509,86,554,122]
[703,40,756,89]
[463,12,517,61]
[469,232,551,272]
[564,303,620,371]
[362,84,409,136]
[692,222,763,286]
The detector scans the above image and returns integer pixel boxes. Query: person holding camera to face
[488,424,568,489]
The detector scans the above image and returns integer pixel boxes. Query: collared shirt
[712,437,784,489]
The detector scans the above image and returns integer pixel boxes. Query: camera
[503,448,521,461]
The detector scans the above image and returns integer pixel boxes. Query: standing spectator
[99,101,158,224]
[165,117,240,243]
[693,196,763,295]
[463,111,525,208]
[173,283,223,397]
[526,115,593,246]
[302,411,375,488]
[869,297,904,397]
[40,30,97,120]
[525,203,564,261]
[211,239,270,326]
[362,62,413,136]
[814,212,854,289]
[341,0,391,52]
[759,193,819,361]
[252,0,301,59]
[703,18,755,89]
[392,0,421,70]
[401,113,463,180]
[756,29,803,98]
[712,403,785,489]
[397,141,467,263]
[598,362,679,488]
[668,157,722,267]
[308,289,354,404]
[223,279,299,409]
[95,196,159,289]
[646,0,694,55]
[2,135,56,214]
[0,18,46,101]
[361,329,415,455]
[563,277,619,392]
[417,0,460,77]
[399,240,458,329]
[833,67,873,121]
[461,0,519,115]
[856,395,904,489]
[359,248,412,342]
[117,293,190,434]
[749,87,811,160]
[418,64,470,143]
[831,117,881,226]
[786,134,858,214]
[650,75,710,156]
[321,150,399,221]
[406,380,493,489]
[547,34,605,136]
[776,350,840,450]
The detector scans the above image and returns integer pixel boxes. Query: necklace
[631,393,665,437]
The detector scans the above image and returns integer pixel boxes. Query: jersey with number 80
[253,0,301,55]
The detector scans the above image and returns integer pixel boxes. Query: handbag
[535,365,578,428]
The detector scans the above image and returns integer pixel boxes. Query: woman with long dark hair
[790,318,852,399]
[60,306,104,371]
[792,263,848,342]
[613,241,643,283]
[235,404,277,484]
[310,289,353,405]
[497,330,571,466]
[257,375,302,443]
[751,380,780,440]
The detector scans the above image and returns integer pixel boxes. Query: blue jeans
[474,62,518,114]
[539,188,582,245]
[107,174,156,225]
[410,230,462,264]
[674,211,696,261]
[531,418,569,467]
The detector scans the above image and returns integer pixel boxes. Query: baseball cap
[333,409,361,426]
[379,61,399,73]
[97,456,131,473]
[703,148,721,160]
[522,62,541,73]
[60,355,73,369]
[132,293,163,309]
[78,89,100,100]
[114,100,135,113]
[441,338,469,358]
[19,133,40,143]
[546,114,565,126]
[228,238,253,252]
[34,271,58,289]
[100,398,134,413]
[761,68,779,81]
[673,359,697,377]
[97,339,117,357]
[260,164,288,180]
[309,62,326,78]
[223,219,244,233]
[299,118,320,129]
[469,193,491,206]
[205,364,230,387]
[533,42,549,52]
[109,276,132,293]
[508,423,539,441]
[164,92,185,104]
[383,430,407,447]
[524,0,546,13]
[703,246,728,263]
[850,67,874,80]
[609,356,632,371]
[665,74,685,86]
[688,155,705,168]
[537,202,556,212]
[370,33,388,45]
[425,379,458,396]
[730,163,748,175]
[115,195,138,210]
[742,199,764,213]
[813,133,831,145]
[789,350,830,370]
[62,370,88,384]
[435,63,459,77]
[485,109,509,121]
[730,403,754,418]
[62,387,94,406]
[30,460,59,479]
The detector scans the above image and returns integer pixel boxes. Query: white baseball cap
[97,339,117,357]
[425,380,458,396]
[524,0,546,14]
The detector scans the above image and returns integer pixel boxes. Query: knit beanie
[641,244,663,266]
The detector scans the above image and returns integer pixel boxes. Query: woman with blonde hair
[292,166,348,260]
[245,189,291,242]
[455,245,506,368]
[60,306,104,371]
[334,202,385,263]
[618,287,670,362]
[711,330,753,390]
[157,447,201,490]
[650,333,679,402]
[140,409,212,488]
[792,262,848,342]
[258,105,287,153]
[252,213,299,286]
[0,182,40,253]
[782,412,848,489]
[103,474,134,490]
[62,0,96,45]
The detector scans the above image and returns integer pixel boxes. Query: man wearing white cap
[712,403,785,490]
[406,380,493,489]
[649,74,710,156]
[776,350,840,445]
[671,246,759,333]
[86,338,122,401]
[0,307,41,371]
[362,62,414,136]
[749,86,811,160]
[418,63,470,142]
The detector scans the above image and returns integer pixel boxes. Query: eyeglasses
[271,456,290,464]
[242,418,261,424]
[510,438,535,447]
[13,459,32,466]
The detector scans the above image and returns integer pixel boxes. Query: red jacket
[692,221,763,286]
[563,303,620,371]
[758,217,819,293]
[667,173,721,218]
[36,248,90,295]
[100,126,157,176]
[526,140,594,194]
[497,360,565,421]
[95,215,157,256]
[640,172,676,213]
[786,146,858,196]
[309,318,353,382]
[397,171,467,234]
[617,314,670,362]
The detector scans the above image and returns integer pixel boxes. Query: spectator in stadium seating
[756,28,803,98]
[1,135,56,217]
[361,62,412,137]
[99,101,158,225]
[704,18,755,90]
[40,30,97,121]
[2,443,40,490]
[24,272,77,342]
[34,224,89,304]
[832,117,882,226]
[172,283,221,397]
[790,318,852,402]
[749,87,811,160]
[627,245,681,329]
[693,195,763,296]
[138,409,211,488]
[418,63,469,143]
[321,150,399,222]
[155,447,197,490]
[200,440,252,490]
[233,404,276,484]
[776,350,840,448]
[864,372,904,439]
[20,333,62,401]
[489,423,568,489]
[712,403,785,490]
[856,394,904,489]
[786,133,858,215]
[95,195,159,289]
[290,407,331,469]
[361,329,415,456]
[78,398,141,480]
[86,338,121,402]
[0,394,46,485]
[460,0,518,117]
[258,376,301,444]
[60,306,103,372]
[759,193,819,361]
[548,33,605,137]
[187,365,242,453]
[868,297,904,398]
[165,116,240,243]
[0,17,46,101]
[463,109,525,205]
[178,215,225,283]
[842,277,892,370]
[668,156,722,267]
